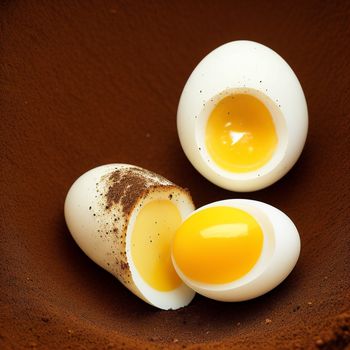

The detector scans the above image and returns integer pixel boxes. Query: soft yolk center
[131,200,182,291]
[172,206,264,284]
[205,94,278,173]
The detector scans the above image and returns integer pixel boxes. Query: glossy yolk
[131,200,182,291]
[205,94,278,173]
[172,206,263,284]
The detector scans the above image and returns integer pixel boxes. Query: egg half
[177,40,308,191]
[64,164,196,310]
[172,199,300,301]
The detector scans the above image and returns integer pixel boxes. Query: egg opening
[205,93,278,173]
[130,200,183,292]
[199,88,288,177]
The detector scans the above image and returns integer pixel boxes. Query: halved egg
[64,164,196,310]
[172,199,300,301]
[177,40,308,191]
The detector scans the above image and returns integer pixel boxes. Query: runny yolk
[131,200,182,291]
[205,94,278,173]
[172,206,264,284]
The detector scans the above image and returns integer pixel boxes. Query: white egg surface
[172,199,300,302]
[64,164,196,310]
[177,40,308,192]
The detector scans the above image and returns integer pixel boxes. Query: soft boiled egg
[177,40,308,191]
[172,199,300,301]
[64,164,196,310]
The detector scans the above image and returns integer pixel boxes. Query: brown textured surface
[105,166,176,215]
[1,0,349,349]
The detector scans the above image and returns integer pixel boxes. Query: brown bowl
[1,1,349,349]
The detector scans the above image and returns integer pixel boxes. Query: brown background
[1,1,349,349]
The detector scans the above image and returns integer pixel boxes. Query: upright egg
[177,40,308,191]
[64,164,196,310]
[172,199,300,301]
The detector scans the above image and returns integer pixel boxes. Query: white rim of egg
[172,199,301,302]
[125,189,195,310]
[177,40,308,192]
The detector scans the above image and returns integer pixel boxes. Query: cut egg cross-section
[64,164,196,310]
[172,199,301,302]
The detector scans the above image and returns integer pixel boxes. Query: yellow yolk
[131,200,182,291]
[205,94,278,173]
[172,206,264,284]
